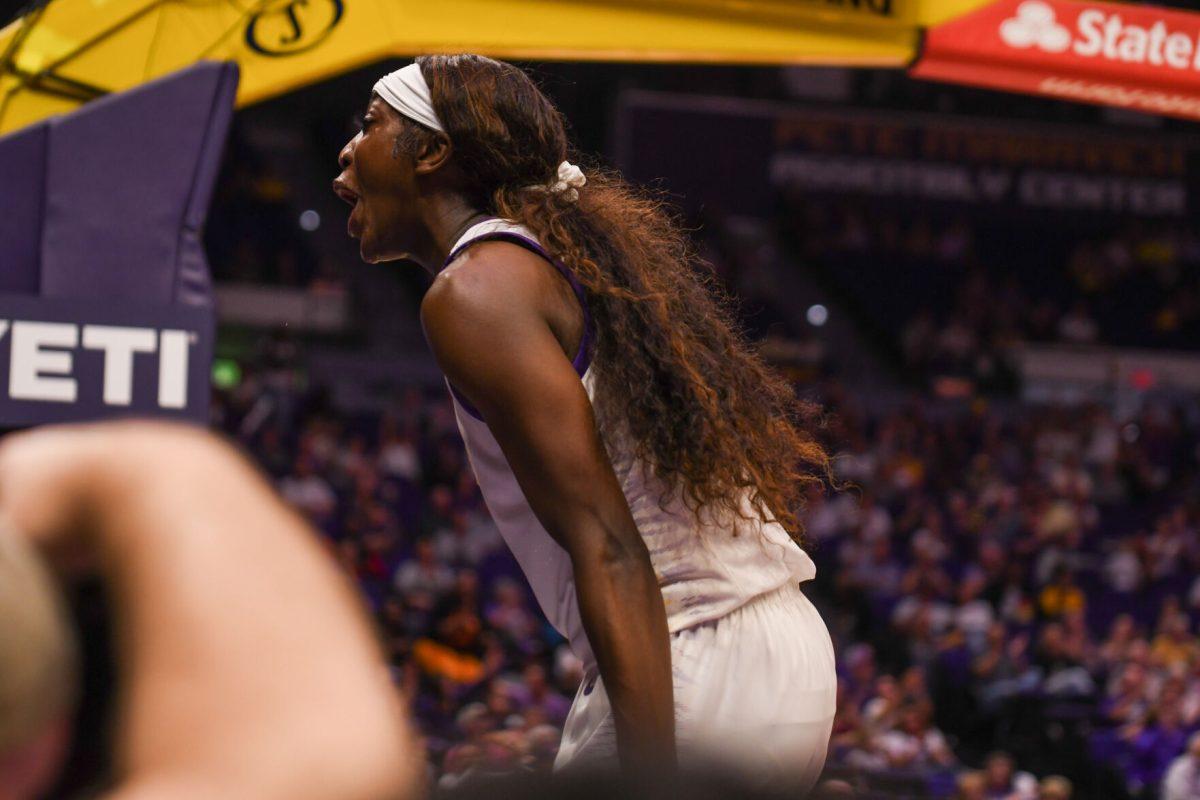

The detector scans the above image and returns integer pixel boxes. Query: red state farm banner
[911,0,1200,121]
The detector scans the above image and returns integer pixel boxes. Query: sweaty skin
[334,96,677,773]
[0,422,420,800]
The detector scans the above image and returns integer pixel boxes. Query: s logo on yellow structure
[245,0,345,57]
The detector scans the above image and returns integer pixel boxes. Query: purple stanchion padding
[175,66,237,308]
[0,61,238,426]
[0,124,47,294]
[40,62,238,306]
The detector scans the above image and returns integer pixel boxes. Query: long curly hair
[415,54,830,545]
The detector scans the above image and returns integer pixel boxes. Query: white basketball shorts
[555,582,837,793]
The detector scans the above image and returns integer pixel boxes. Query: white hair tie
[537,161,586,202]
[373,63,445,133]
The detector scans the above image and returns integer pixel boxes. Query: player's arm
[0,422,420,800]
[421,246,676,774]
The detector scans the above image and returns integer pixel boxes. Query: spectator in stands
[395,538,454,598]
[1034,623,1094,697]
[1104,659,1151,727]
[1124,704,1190,794]
[379,426,423,482]
[279,454,337,525]
[511,663,571,727]
[956,770,988,800]
[1151,611,1195,671]
[1037,775,1072,800]
[439,741,483,790]
[1038,567,1086,621]
[1162,732,1200,800]
[873,703,956,770]
[839,644,878,712]
[955,569,997,654]
[431,511,488,567]
[1105,541,1145,594]
[982,750,1037,800]
[861,675,902,733]
[485,578,539,649]
[974,624,1038,711]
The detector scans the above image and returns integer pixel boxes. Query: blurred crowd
[812,384,1200,799]
[211,339,1200,798]
[785,200,1200,391]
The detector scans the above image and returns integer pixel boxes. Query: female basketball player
[333,55,837,788]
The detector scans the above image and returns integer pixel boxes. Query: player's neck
[419,195,491,274]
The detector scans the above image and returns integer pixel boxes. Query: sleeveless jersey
[445,219,817,669]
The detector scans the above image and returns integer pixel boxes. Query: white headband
[372,63,586,201]
[373,63,445,133]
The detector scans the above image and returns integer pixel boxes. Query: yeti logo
[0,321,195,408]
[1000,0,1071,52]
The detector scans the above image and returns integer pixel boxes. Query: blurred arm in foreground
[0,421,420,800]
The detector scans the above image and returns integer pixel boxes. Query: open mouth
[333,182,362,237]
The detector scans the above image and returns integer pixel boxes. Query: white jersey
[445,219,818,669]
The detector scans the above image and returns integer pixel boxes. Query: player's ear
[413,132,453,176]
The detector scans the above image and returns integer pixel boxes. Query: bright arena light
[299,209,321,231]
[806,304,828,327]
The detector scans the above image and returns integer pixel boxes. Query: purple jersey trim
[443,228,594,421]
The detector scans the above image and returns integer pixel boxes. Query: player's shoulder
[421,239,551,335]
